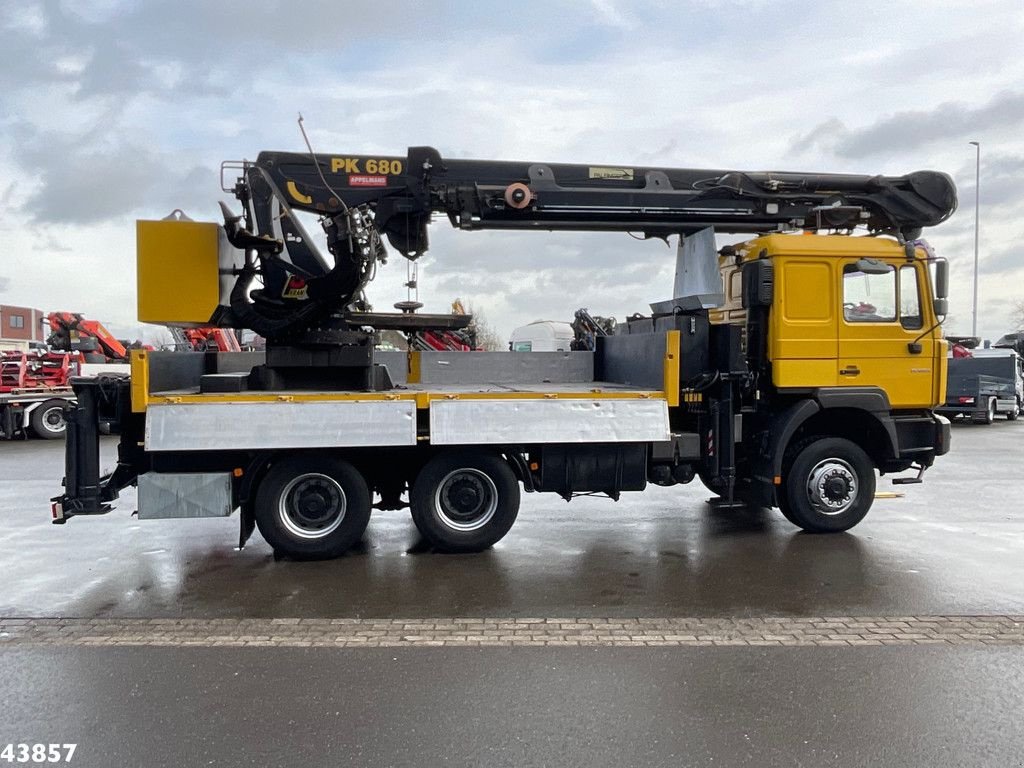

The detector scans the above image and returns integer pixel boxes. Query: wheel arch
[770,388,899,477]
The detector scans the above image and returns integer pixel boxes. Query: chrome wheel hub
[434,469,498,532]
[806,459,857,516]
[278,473,347,539]
[43,409,65,430]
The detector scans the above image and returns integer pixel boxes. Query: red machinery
[411,329,475,351]
[0,350,74,392]
[46,312,128,362]
[169,327,242,352]
[0,350,77,439]
[408,299,478,351]
[2,312,137,439]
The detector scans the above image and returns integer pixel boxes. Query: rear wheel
[973,398,996,424]
[781,437,875,533]
[410,451,520,552]
[30,400,67,439]
[254,455,371,559]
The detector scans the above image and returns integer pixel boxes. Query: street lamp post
[969,141,980,337]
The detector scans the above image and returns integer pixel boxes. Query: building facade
[0,305,45,342]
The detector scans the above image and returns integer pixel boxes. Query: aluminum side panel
[430,398,669,445]
[146,401,417,451]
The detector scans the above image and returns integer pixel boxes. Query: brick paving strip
[0,616,1022,647]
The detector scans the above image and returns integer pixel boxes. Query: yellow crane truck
[52,147,956,559]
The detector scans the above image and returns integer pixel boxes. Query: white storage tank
[509,321,574,352]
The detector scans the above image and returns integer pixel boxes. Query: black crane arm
[221,147,957,337]
[248,146,956,251]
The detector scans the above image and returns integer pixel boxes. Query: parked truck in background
[937,348,1023,423]
[1,312,133,439]
[52,147,956,559]
[0,348,76,439]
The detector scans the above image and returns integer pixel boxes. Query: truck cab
[718,234,947,404]
[710,234,950,519]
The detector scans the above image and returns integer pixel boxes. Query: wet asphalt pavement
[4,646,1023,768]
[0,423,1022,619]
[1,421,1023,766]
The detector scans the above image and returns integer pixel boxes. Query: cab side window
[842,264,896,322]
[899,265,922,330]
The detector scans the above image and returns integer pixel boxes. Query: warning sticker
[588,166,634,180]
[282,274,309,300]
[349,174,389,187]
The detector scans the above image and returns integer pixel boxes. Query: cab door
[837,260,935,409]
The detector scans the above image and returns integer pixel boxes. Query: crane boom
[247,147,955,246]
[218,147,956,337]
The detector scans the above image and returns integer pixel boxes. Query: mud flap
[238,500,256,549]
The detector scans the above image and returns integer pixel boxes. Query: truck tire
[775,494,800,526]
[410,451,520,552]
[1007,401,1020,421]
[780,437,875,533]
[973,398,996,424]
[30,400,67,439]
[254,455,371,560]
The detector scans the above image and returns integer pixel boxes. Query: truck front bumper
[933,414,951,456]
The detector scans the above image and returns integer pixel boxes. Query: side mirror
[933,297,949,317]
[934,259,949,299]
[854,257,891,275]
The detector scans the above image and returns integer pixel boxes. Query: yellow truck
[52,148,955,559]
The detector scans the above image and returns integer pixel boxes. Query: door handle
[840,366,861,377]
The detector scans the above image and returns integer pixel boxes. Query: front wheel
[410,452,520,552]
[1007,401,1020,421]
[780,437,875,533]
[254,455,371,559]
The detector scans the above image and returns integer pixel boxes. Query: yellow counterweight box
[136,219,223,325]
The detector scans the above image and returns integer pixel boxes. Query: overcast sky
[2,0,1023,343]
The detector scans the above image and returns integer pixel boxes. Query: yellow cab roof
[732,232,919,262]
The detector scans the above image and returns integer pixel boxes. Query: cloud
[587,0,638,30]
[792,91,1024,159]
[1,0,1023,345]
[7,120,212,225]
[0,276,10,293]
[981,240,1024,275]
[975,153,1024,210]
